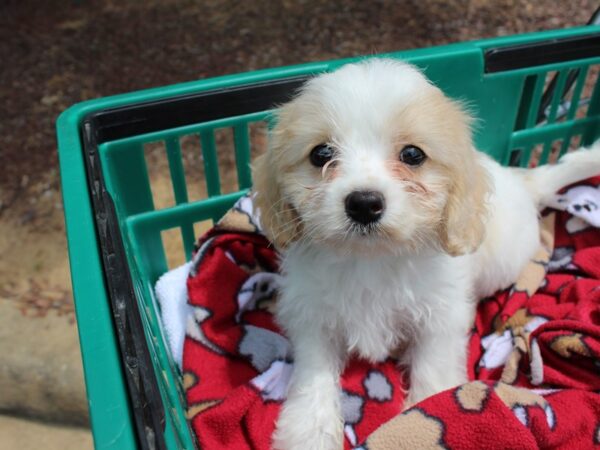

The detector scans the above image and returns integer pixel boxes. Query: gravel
[0,0,597,202]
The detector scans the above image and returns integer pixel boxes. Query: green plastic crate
[57,26,600,449]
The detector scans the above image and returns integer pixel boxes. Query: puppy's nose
[345,190,385,225]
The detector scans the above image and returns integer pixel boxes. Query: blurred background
[0,1,597,448]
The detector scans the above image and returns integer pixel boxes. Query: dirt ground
[0,0,597,445]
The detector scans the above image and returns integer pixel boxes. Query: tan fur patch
[455,381,489,411]
[252,145,303,249]
[388,92,492,257]
[366,409,446,450]
[550,333,590,358]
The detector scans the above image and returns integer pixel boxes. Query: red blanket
[183,179,600,449]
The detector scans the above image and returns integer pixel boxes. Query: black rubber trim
[535,10,600,123]
[93,76,308,144]
[78,75,308,449]
[81,117,168,450]
[485,32,600,73]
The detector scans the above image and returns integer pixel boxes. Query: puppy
[252,59,600,450]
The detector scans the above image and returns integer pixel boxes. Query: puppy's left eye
[309,144,335,167]
[399,145,427,166]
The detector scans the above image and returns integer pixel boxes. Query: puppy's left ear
[440,149,491,256]
[251,109,302,250]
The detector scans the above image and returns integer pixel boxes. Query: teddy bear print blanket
[156,177,600,449]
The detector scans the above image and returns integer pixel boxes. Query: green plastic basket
[57,26,600,449]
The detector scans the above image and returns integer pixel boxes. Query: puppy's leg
[403,328,468,408]
[273,327,344,450]
[403,296,471,408]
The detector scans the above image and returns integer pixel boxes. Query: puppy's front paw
[403,368,467,411]
[402,391,422,411]
[272,394,344,450]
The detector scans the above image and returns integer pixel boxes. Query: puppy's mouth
[348,221,381,237]
[331,220,399,256]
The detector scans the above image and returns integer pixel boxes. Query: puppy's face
[253,60,490,256]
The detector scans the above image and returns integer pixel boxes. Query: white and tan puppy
[252,59,600,450]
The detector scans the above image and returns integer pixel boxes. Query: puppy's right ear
[440,149,491,256]
[252,139,301,250]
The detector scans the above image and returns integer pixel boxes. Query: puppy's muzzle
[344,190,385,225]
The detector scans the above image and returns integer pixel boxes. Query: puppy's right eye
[309,144,334,167]
[399,145,427,167]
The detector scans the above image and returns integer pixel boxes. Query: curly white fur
[251,59,600,450]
